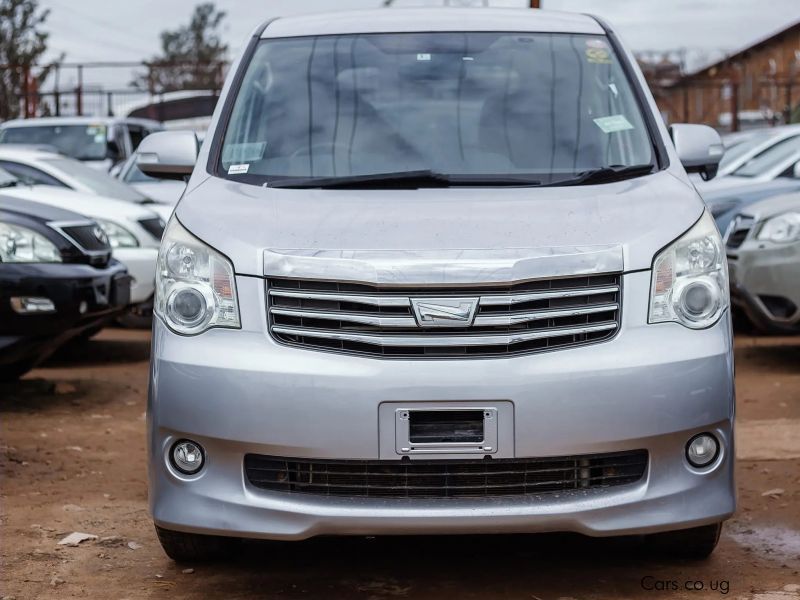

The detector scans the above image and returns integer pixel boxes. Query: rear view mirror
[136,131,199,181]
[669,124,724,181]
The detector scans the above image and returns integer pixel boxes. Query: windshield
[219,32,654,185]
[0,124,109,160]
[733,135,800,178]
[0,166,18,188]
[718,130,777,171]
[42,157,146,201]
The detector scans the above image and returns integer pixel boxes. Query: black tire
[155,525,240,562]
[646,522,722,559]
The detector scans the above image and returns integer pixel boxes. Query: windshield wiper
[267,170,541,189]
[549,164,656,187]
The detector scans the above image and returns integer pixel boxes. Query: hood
[739,191,800,220]
[176,171,704,278]
[131,181,185,205]
[2,184,160,224]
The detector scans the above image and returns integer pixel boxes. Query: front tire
[155,525,240,562]
[646,522,723,559]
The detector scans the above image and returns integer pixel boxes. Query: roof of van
[0,116,163,129]
[260,8,605,39]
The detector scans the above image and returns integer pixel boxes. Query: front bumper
[728,239,800,333]
[113,247,158,305]
[0,260,130,368]
[149,271,736,540]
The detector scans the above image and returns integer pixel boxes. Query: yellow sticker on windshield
[585,39,612,64]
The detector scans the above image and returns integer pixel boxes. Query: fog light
[170,440,205,474]
[686,433,719,467]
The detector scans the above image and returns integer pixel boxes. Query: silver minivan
[141,8,735,562]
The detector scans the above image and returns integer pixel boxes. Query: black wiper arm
[267,170,541,189]
[550,164,655,187]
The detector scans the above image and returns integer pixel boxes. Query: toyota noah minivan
[142,8,735,562]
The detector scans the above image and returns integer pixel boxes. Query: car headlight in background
[649,211,728,329]
[95,218,139,248]
[756,211,800,244]
[155,218,240,335]
[0,222,62,263]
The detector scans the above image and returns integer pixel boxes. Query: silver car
[141,9,735,562]
[726,192,800,333]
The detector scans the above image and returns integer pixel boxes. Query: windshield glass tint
[220,33,653,184]
[42,157,145,201]
[733,135,800,177]
[0,124,108,160]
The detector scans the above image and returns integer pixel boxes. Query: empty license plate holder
[395,407,498,456]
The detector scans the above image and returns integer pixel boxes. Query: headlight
[649,211,728,329]
[95,218,139,248]
[155,218,240,335]
[756,211,800,243]
[0,222,62,263]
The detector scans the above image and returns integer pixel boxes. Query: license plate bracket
[395,407,498,456]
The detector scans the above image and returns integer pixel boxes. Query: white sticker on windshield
[416,53,431,61]
[593,115,634,134]
[227,164,250,175]
[222,142,266,163]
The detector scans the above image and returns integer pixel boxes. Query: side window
[0,160,68,187]
[127,125,146,151]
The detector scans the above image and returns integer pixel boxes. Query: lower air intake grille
[267,274,621,358]
[244,451,648,499]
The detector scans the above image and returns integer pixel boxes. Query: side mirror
[793,160,800,179]
[136,130,198,181]
[669,124,724,181]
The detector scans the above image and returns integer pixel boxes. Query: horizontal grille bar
[245,450,648,499]
[272,322,618,347]
[267,274,621,358]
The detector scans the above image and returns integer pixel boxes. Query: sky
[36,0,800,89]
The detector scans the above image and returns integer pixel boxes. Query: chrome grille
[244,450,648,499]
[267,274,621,358]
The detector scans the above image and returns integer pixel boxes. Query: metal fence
[4,60,228,121]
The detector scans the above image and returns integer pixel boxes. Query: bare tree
[132,3,228,93]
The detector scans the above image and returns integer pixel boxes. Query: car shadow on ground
[42,331,152,368]
[173,533,720,598]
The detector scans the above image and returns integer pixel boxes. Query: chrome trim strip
[264,246,624,286]
[271,322,618,347]
[472,303,619,326]
[269,289,410,307]
[478,286,619,306]
[269,308,417,328]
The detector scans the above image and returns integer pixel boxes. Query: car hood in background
[2,185,161,226]
[700,178,800,233]
[736,191,800,220]
[131,181,185,206]
[176,171,703,278]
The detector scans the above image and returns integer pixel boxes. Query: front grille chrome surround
[267,274,621,358]
[244,450,648,499]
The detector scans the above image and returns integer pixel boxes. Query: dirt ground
[1,329,798,600]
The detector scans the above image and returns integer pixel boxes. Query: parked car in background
[712,124,800,181]
[725,192,800,334]
[145,9,734,562]
[0,196,130,380]
[702,177,800,235]
[700,132,800,193]
[0,146,174,221]
[117,153,186,207]
[0,116,163,171]
[0,167,161,323]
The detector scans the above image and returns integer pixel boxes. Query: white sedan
[0,146,174,222]
[0,166,160,311]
